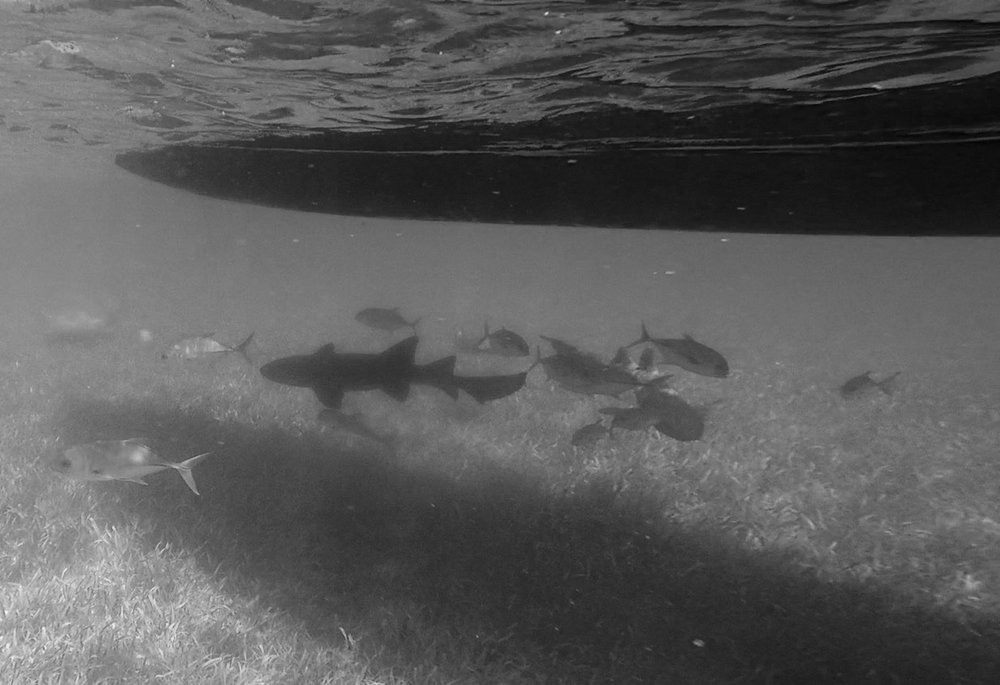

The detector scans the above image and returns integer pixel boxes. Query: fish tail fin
[409,317,422,332]
[420,355,460,399]
[626,322,651,348]
[233,332,255,363]
[174,451,212,495]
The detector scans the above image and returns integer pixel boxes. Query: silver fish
[162,332,254,361]
[52,439,212,495]
[839,371,901,399]
[627,322,729,378]
[473,322,530,357]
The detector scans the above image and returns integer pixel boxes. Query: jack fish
[627,322,729,378]
[52,439,211,495]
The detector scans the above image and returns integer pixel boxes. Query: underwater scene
[2,1,1000,683]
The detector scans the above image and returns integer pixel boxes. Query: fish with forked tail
[477,322,530,357]
[51,439,212,495]
[530,336,667,397]
[162,332,254,362]
[839,371,901,399]
[627,322,729,378]
[634,386,709,441]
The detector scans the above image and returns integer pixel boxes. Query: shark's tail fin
[233,332,255,363]
[172,451,212,495]
[419,355,460,399]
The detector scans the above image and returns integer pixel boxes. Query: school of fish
[48,304,899,494]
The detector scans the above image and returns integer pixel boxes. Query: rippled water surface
[3,0,1000,150]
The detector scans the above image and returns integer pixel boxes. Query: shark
[260,336,525,408]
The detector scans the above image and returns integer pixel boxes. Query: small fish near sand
[839,371,902,399]
[570,420,611,447]
[634,386,708,442]
[627,322,729,378]
[610,347,673,384]
[531,337,663,398]
[52,439,212,495]
[355,307,420,333]
[162,332,254,362]
[457,322,530,357]
[598,405,668,434]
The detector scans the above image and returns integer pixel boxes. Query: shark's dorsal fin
[314,343,337,357]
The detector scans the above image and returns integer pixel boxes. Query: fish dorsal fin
[683,333,695,341]
[314,343,337,357]
[122,437,152,449]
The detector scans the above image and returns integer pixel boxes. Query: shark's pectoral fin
[313,384,345,409]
